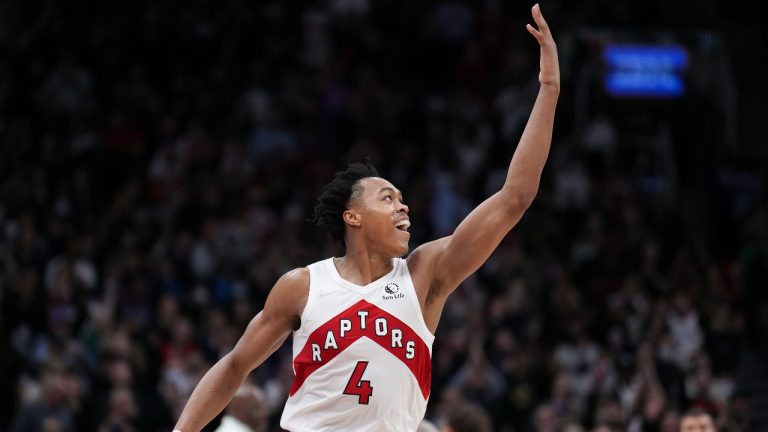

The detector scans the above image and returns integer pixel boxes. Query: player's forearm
[501,84,558,207]
[174,354,248,432]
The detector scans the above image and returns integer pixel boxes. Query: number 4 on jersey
[343,361,373,404]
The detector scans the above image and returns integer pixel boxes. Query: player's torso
[280,257,434,432]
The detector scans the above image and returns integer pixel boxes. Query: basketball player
[173,4,559,431]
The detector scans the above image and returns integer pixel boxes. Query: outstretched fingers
[526,4,549,42]
[526,23,542,41]
[532,4,549,31]
[525,3,559,88]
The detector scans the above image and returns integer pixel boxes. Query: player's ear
[343,209,362,227]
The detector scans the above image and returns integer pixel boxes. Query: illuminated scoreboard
[603,44,689,98]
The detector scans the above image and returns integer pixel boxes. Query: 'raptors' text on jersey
[280,258,435,432]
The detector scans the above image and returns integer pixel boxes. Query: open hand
[526,4,560,91]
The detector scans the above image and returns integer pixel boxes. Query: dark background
[0,0,766,431]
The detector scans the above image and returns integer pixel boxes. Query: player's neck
[335,246,394,286]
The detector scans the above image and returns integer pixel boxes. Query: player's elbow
[222,350,252,382]
[501,188,537,215]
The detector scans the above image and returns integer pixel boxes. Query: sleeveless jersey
[280,257,435,432]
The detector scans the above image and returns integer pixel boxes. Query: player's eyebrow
[378,187,402,196]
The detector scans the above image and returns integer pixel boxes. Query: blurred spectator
[534,403,562,432]
[418,419,440,432]
[10,370,74,432]
[680,407,716,432]
[97,387,138,432]
[215,382,268,432]
[664,293,703,371]
[441,401,492,432]
[449,346,506,413]
[660,410,682,432]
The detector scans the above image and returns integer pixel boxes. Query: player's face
[680,415,716,432]
[351,177,410,257]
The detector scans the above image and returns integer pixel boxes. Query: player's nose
[397,202,409,214]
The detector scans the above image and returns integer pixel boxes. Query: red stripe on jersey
[289,299,431,399]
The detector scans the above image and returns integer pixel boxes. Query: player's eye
[384,195,392,201]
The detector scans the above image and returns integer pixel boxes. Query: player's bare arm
[173,268,309,432]
[409,4,559,330]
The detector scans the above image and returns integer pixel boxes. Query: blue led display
[603,44,689,98]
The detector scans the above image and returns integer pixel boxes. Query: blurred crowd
[1,0,766,431]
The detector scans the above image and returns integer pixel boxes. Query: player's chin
[395,234,410,256]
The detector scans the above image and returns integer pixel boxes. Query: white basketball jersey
[280,257,435,432]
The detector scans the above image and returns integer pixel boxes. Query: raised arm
[410,4,559,309]
[173,268,308,432]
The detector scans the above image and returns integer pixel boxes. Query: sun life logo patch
[382,282,404,300]
[384,283,399,294]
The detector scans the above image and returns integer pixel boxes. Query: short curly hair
[310,161,380,248]
[445,402,492,432]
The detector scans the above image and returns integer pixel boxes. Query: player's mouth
[395,219,410,232]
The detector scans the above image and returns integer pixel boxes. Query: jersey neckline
[326,257,399,293]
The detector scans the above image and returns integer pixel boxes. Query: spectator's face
[534,405,558,432]
[660,411,681,432]
[42,417,64,432]
[241,393,268,431]
[229,385,268,432]
[109,360,133,387]
[42,373,67,406]
[552,373,570,399]
[680,414,715,432]
[673,294,692,315]
[63,372,83,401]
[111,388,138,419]
[346,177,410,257]
[172,318,193,344]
